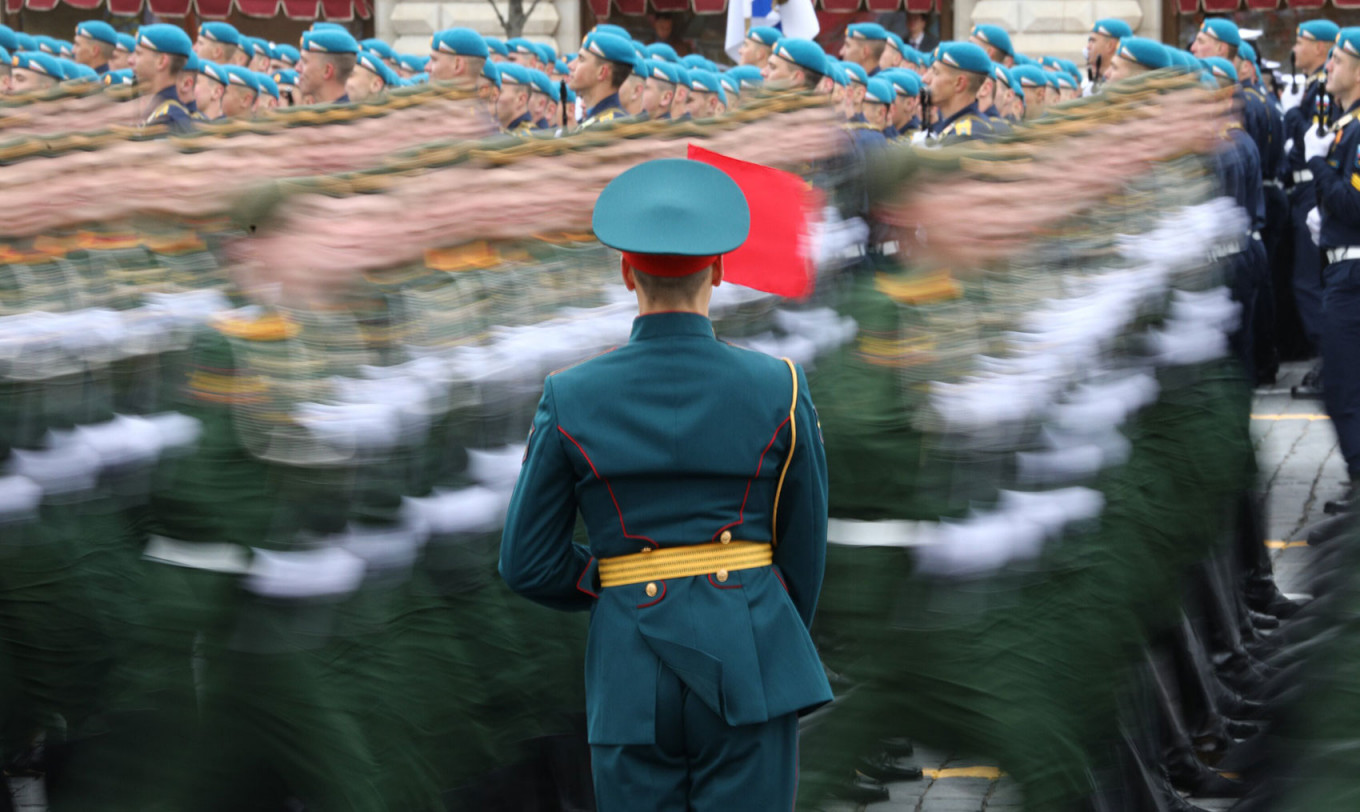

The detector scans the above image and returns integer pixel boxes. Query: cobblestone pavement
[841,361,1328,812]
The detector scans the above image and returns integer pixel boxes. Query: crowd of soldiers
[1,7,1360,812]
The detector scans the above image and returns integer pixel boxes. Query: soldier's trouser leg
[590,666,798,812]
[1321,259,1360,479]
[1290,188,1325,349]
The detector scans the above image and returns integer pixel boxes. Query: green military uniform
[500,159,832,810]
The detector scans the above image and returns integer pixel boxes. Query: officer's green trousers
[590,664,799,812]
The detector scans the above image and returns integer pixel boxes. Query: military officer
[1086,18,1131,90]
[528,68,558,127]
[926,42,998,144]
[111,33,135,70]
[739,26,780,68]
[1104,36,1169,84]
[296,28,358,105]
[130,24,196,132]
[685,69,727,118]
[841,22,888,78]
[501,157,832,811]
[881,68,923,139]
[970,23,1014,68]
[639,59,682,120]
[570,31,635,129]
[495,61,537,134]
[1304,27,1360,516]
[195,60,230,119]
[880,32,906,71]
[219,65,260,118]
[8,49,61,93]
[347,49,399,103]
[1287,19,1341,381]
[73,20,118,75]
[761,38,829,94]
[427,27,487,91]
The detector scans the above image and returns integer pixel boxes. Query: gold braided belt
[597,541,774,588]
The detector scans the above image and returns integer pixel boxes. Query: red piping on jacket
[558,427,658,548]
[711,416,791,542]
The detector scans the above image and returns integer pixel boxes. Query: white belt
[1250,231,1262,241]
[1263,179,1283,189]
[827,518,938,548]
[144,535,252,574]
[1327,247,1360,264]
[1294,170,1314,183]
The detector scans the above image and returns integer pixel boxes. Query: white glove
[1304,126,1332,161]
[1307,207,1322,245]
[1283,138,1294,156]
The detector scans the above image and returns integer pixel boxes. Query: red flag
[687,144,821,298]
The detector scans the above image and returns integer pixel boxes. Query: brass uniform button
[645,582,658,597]
[720,531,732,544]
[716,569,729,582]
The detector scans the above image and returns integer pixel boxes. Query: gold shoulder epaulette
[214,311,299,341]
[875,270,962,304]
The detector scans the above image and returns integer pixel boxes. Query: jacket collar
[629,312,716,342]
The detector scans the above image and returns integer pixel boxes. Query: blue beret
[0,25,16,53]
[746,26,781,47]
[255,72,280,99]
[200,61,230,85]
[936,41,992,76]
[104,68,134,86]
[274,44,299,65]
[591,24,631,41]
[864,77,894,105]
[687,68,727,107]
[1202,56,1237,83]
[75,21,119,47]
[11,50,63,79]
[727,64,763,88]
[539,43,557,63]
[885,32,905,55]
[495,60,531,86]
[680,53,717,72]
[398,53,427,71]
[719,73,738,95]
[840,59,867,86]
[1237,41,1256,64]
[593,159,749,257]
[1337,28,1360,60]
[222,65,260,94]
[646,42,679,62]
[301,28,358,55]
[1092,19,1133,39]
[882,67,921,96]
[772,37,827,77]
[357,50,399,85]
[553,58,569,74]
[847,22,888,42]
[68,62,98,81]
[33,36,59,55]
[643,58,680,85]
[1010,64,1048,88]
[899,44,925,66]
[245,36,270,58]
[506,37,535,57]
[199,22,240,48]
[430,28,485,59]
[1115,35,1169,69]
[1053,73,1077,89]
[825,60,848,87]
[310,22,347,32]
[989,62,1010,86]
[136,25,193,58]
[1011,52,1033,66]
[183,53,203,73]
[273,68,298,88]
[480,36,507,57]
[480,59,500,88]
[115,33,134,53]
[582,32,637,68]
[1199,18,1241,48]
[527,68,556,96]
[361,38,397,60]
[14,33,35,52]
[1299,20,1340,44]
[0,46,7,65]
[1039,55,1061,70]
[971,24,1012,57]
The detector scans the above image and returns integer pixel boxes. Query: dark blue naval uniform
[143,84,194,133]
[1307,100,1360,480]
[501,312,833,810]
[1286,71,1337,348]
[579,92,626,129]
[1241,82,1288,377]
[504,111,535,136]
[1215,122,1267,383]
[930,101,996,146]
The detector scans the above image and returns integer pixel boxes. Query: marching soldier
[684,69,727,119]
[640,59,683,121]
[840,23,888,78]
[1086,18,1131,92]
[880,68,923,140]
[8,50,62,94]
[739,26,780,68]
[427,27,487,92]
[569,31,634,129]
[970,23,1015,68]
[500,157,832,811]
[130,24,196,133]
[926,42,998,144]
[494,61,537,135]
[296,28,358,105]
[73,21,118,75]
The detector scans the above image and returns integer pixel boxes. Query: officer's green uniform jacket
[500,312,833,746]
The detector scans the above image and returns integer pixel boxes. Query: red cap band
[622,252,719,278]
